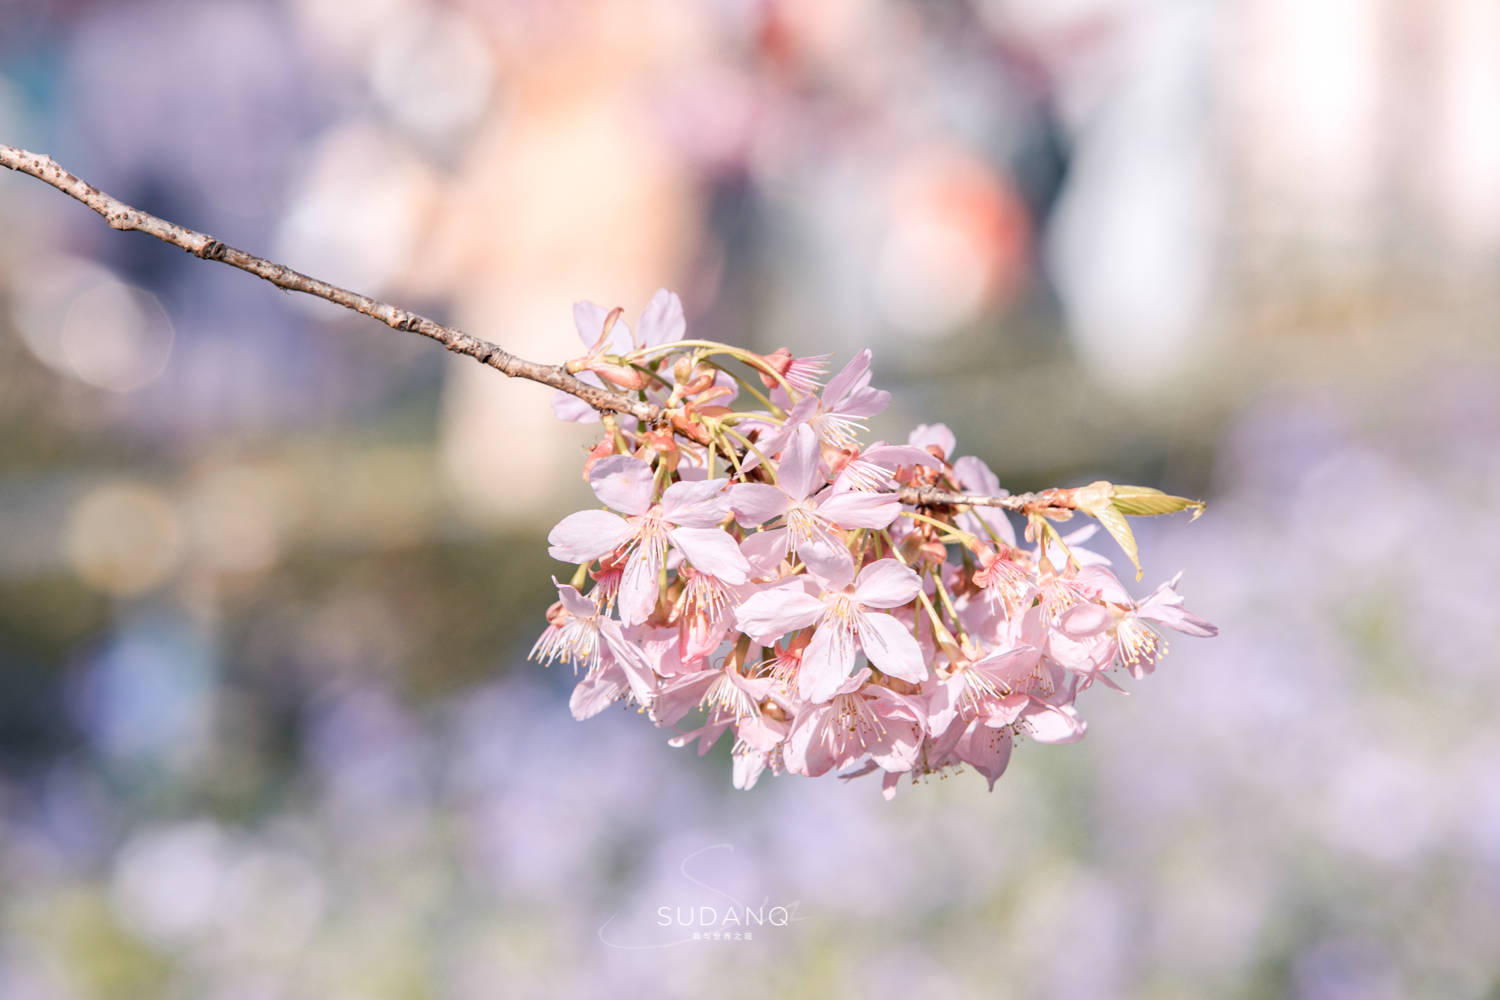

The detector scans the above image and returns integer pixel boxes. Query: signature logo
[598,843,804,950]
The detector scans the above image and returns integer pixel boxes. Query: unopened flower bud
[587,361,649,390]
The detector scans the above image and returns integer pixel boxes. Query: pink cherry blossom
[526,311,1217,797]
[734,557,926,702]
[553,289,687,422]
[832,441,941,493]
[1084,569,1218,678]
[783,669,926,777]
[729,424,900,579]
[529,581,656,713]
[548,456,750,626]
[809,349,891,449]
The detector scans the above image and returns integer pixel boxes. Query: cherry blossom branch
[0,143,658,424]
[0,143,1201,544]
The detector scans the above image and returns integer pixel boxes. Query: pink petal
[552,390,601,424]
[661,477,731,526]
[569,664,627,720]
[1058,602,1114,638]
[852,559,921,609]
[547,510,632,563]
[970,644,1040,685]
[1074,564,1131,605]
[839,384,891,419]
[797,537,855,585]
[729,483,790,526]
[798,620,857,703]
[777,424,823,501]
[816,489,900,529]
[617,549,662,627]
[573,299,632,353]
[1022,702,1087,744]
[551,369,608,425]
[907,423,955,459]
[925,675,963,735]
[784,708,835,777]
[635,288,685,347]
[637,626,689,677]
[861,443,941,471]
[554,581,596,619]
[668,526,750,584]
[732,748,770,789]
[869,721,923,773]
[653,671,716,726]
[958,722,1013,790]
[733,583,826,642]
[739,528,790,575]
[599,618,657,705]
[822,349,872,406]
[738,398,814,474]
[982,691,1028,727]
[1138,579,1218,636]
[856,611,926,684]
[589,456,654,515]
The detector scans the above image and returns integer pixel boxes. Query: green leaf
[1092,503,1143,580]
[1110,485,1205,520]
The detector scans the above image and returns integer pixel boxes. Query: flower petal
[589,456,655,515]
[553,580,596,618]
[797,537,855,586]
[574,299,633,353]
[733,583,826,642]
[784,707,836,777]
[861,443,942,471]
[617,549,662,627]
[635,288,685,347]
[822,349,872,406]
[1022,702,1087,744]
[839,384,891,419]
[957,721,1013,790]
[552,390,601,424]
[798,619,857,702]
[669,526,750,584]
[569,664,627,720]
[599,618,657,705]
[852,559,921,609]
[816,489,900,529]
[907,423,956,459]
[551,370,607,424]
[1059,602,1113,638]
[730,483,790,526]
[856,611,926,684]
[661,477,731,526]
[777,424,823,501]
[739,528,790,575]
[547,510,631,563]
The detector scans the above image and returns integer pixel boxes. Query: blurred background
[2,0,1499,997]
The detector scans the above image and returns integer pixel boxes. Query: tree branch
[0,143,660,424]
[1,143,1094,523]
[895,485,1060,514]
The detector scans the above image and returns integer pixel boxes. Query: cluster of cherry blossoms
[530,290,1216,797]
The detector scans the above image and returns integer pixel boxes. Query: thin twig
[896,485,1063,514]
[0,143,660,424]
